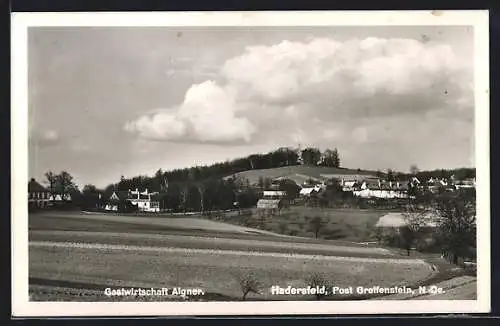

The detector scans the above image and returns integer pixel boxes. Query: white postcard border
[11,10,490,317]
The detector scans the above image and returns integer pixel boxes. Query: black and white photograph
[11,11,490,316]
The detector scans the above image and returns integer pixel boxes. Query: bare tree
[309,216,325,238]
[400,206,427,256]
[409,164,420,175]
[305,272,332,300]
[196,182,206,214]
[434,190,476,265]
[180,184,189,213]
[44,171,57,202]
[235,272,261,301]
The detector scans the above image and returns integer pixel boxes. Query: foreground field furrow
[29,230,394,258]
[29,240,418,263]
[29,244,432,301]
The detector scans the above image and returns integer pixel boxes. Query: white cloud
[30,129,61,147]
[125,37,472,145]
[124,80,256,143]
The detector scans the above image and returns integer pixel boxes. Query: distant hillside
[223,165,380,186]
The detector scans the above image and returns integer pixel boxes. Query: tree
[45,171,78,203]
[235,272,261,301]
[409,165,420,175]
[258,176,265,190]
[305,272,332,300]
[321,178,343,206]
[319,148,340,167]
[196,182,206,213]
[309,216,325,238]
[82,184,101,210]
[278,221,288,234]
[386,169,395,182]
[301,147,321,166]
[180,183,189,213]
[399,206,427,255]
[44,171,57,203]
[236,189,259,209]
[265,178,272,189]
[433,189,476,265]
[278,179,300,201]
[154,168,165,192]
[56,171,77,199]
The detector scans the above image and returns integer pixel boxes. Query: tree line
[378,167,475,182]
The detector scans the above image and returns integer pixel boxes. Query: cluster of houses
[28,178,162,213]
[254,172,476,212]
[104,188,161,213]
[28,178,72,210]
[29,170,475,214]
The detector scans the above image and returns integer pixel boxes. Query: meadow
[209,207,388,243]
[29,244,432,301]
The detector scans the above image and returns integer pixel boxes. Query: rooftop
[28,178,50,193]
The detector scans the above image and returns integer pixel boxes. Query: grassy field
[210,207,388,243]
[30,230,395,258]
[28,211,475,301]
[30,211,287,237]
[29,243,432,301]
[223,165,378,185]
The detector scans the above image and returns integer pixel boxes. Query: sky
[28,26,475,188]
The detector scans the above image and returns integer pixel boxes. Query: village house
[256,190,289,215]
[299,184,325,197]
[49,193,72,202]
[28,178,52,210]
[353,179,410,199]
[425,177,456,193]
[454,177,476,190]
[105,188,160,213]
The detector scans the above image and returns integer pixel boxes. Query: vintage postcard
[11,10,490,316]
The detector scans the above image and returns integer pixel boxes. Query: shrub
[278,221,288,234]
[309,216,325,238]
[234,272,261,301]
[323,229,346,240]
[305,272,332,300]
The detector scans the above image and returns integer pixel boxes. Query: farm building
[256,190,289,215]
[105,188,160,212]
[299,184,325,197]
